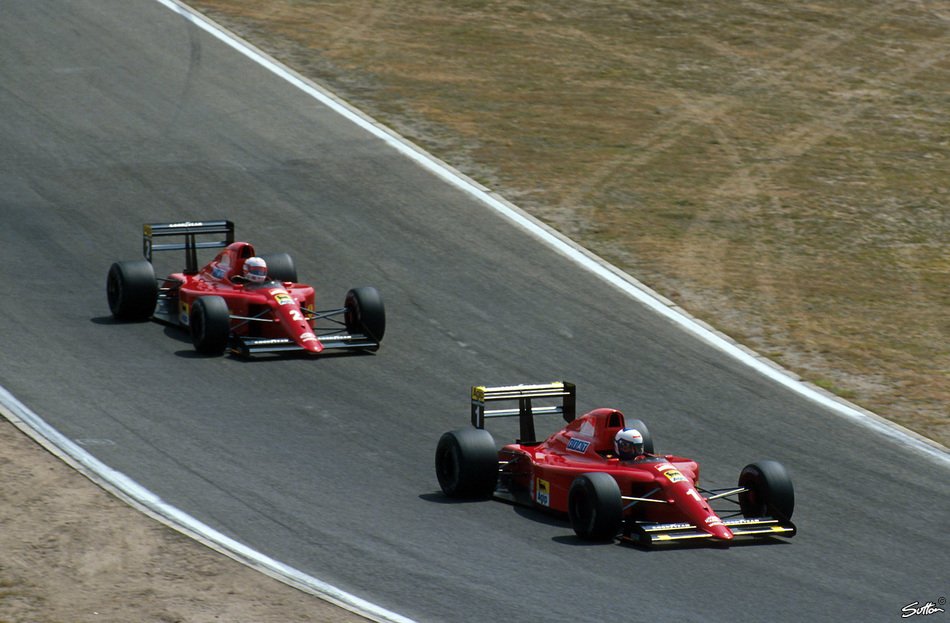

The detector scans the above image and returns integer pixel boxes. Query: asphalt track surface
[2,2,948,622]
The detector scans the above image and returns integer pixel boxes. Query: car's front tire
[345,286,386,343]
[189,296,231,355]
[568,472,623,541]
[106,260,158,321]
[738,460,795,520]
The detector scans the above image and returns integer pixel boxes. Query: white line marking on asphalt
[158,0,946,464]
[11,1,945,622]
[0,386,415,623]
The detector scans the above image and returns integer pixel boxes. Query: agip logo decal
[535,478,551,507]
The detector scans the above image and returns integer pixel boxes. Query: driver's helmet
[243,256,268,283]
[614,428,644,460]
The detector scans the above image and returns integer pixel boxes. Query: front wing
[622,516,797,547]
[229,333,380,356]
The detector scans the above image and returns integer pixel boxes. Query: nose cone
[707,522,734,541]
[302,341,324,354]
[298,331,324,353]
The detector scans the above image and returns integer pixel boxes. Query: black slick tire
[435,428,498,499]
[106,260,158,321]
[568,472,623,541]
[189,295,231,355]
[738,460,795,520]
[257,252,297,283]
[345,286,386,343]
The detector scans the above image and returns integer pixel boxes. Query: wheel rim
[570,488,594,534]
[436,445,460,491]
[192,308,205,342]
[345,304,360,333]
[107,271,121,311]
[739,470,767,517]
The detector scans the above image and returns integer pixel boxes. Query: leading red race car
[435,382,797,546]
[106,220,385,357]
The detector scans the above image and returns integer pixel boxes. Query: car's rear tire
[190,296,231,355]
[624,417,655,454]
[435,428,498,499]
[258,252,297,283]
[738,460,795,520]
[345,286,386,343]
[106,260,158,321]
[568,472,623,541]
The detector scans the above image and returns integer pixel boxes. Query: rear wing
[143,220,234,274]
[471,382,576,444]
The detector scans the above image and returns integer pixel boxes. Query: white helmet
[243,256,268,283]
[614,428,644,460]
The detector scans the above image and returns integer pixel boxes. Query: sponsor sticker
[653,522,692,530]
[728,518,767,525]
[567,438,591,454]
[535,478,550,507]
[273,291,293,305]
[179,302,190,325]
[663,469,687,483]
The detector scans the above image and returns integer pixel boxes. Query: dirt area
[1,2,946,622]
[0,419,368,623]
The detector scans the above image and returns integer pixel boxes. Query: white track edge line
[0,386,415,623]
[12,2,944,620]
[6,0,946,615]
[162,0,946,464]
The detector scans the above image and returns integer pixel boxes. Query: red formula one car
[106,220,385,356]
[435,382,797,546]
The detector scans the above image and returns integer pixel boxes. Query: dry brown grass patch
[190,0,949,447]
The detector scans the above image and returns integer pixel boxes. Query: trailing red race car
[435,382,797,546]
[106,220,385,357]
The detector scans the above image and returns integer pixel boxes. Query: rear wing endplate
[471,382,576,443]
[143,220,234,274]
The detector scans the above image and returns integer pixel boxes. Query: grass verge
[188,0,949,447]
